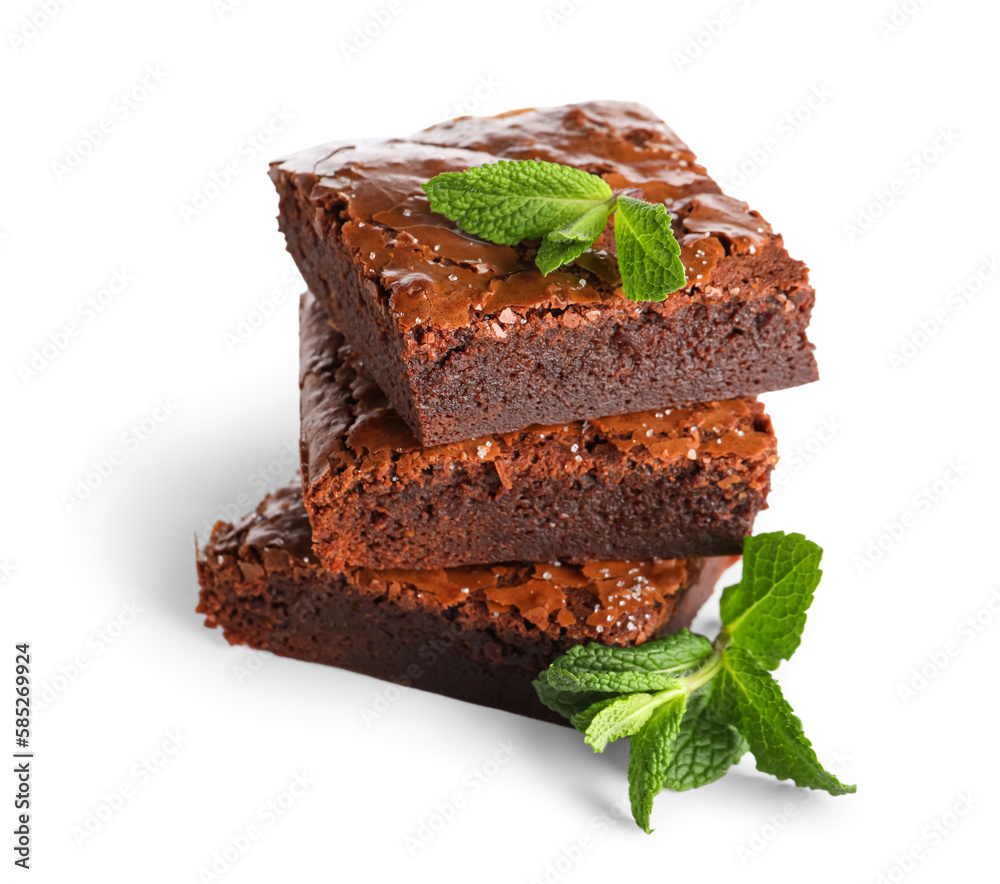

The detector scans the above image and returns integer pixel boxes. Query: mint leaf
[535,201,614,275]
[720,532,823,669]
[717,648,855,795]
[536,235,589,277]
[613,195,686,302]
[533,672,611,721]
[578,691,678,753]
[627,693,688,833]
[422,160,612,246]
[662,681,748,791]
[568,694,624,732]
[544,630,712,693]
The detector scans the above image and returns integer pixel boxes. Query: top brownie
[271,101,817,446]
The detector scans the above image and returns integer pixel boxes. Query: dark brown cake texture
[196,483,737,724]
[271,100,818,446]
[300,290,777,571]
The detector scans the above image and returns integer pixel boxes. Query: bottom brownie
[196,483,736,723]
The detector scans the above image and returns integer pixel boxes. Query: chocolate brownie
[300,290,777,570]
[196,483,737,723]
[271,101,818,446]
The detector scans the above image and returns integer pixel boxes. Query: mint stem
[678,648,724,693]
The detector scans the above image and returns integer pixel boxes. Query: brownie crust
[272,101,818,445]
[300,291,777,570]
[196,484,737,724]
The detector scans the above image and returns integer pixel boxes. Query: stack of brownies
[196,102,817,723]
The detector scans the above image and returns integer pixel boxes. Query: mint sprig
[422,159,687,302]
[534,531,856,833]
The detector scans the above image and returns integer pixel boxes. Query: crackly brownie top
[202,482,705,646]
[271,101,807,332]
[299,291,776,486]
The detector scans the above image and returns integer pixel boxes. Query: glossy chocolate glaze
[270,101,793,333]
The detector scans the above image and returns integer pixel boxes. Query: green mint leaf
[544,630,713,693]
[533,672,612,721]
[535,201,614,275]
[568,694,624,732]
[627,693,688,833]
[422,160,612,246]
[661,681,748,791]
[577,692,677,753]
[536,235,590,277]
[717,647,855,795]
[613,195,686,302]
[720,532,823,669]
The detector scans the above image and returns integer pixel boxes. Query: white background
[2,0,997,880]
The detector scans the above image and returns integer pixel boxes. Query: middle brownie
[300,290,777,570]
